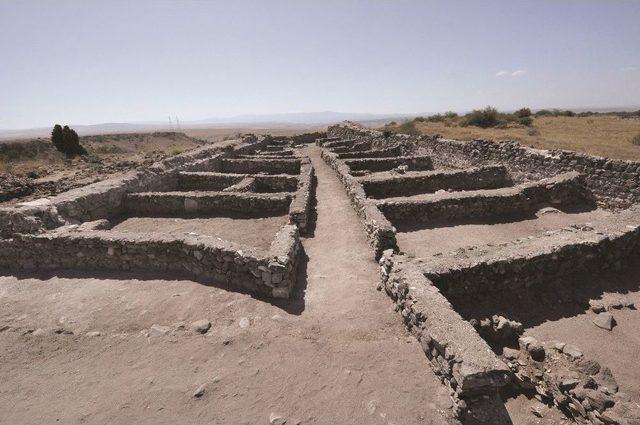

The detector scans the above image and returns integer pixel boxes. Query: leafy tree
[51,124,86,157]
[515,108,532,118]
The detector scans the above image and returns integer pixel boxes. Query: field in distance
[384,114,640,161]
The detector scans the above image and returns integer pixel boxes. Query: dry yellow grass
[398,116,640,161]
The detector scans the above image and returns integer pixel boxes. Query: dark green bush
[51,124,86,157]
[515,108,532,118]
[460,106,500,128]
[518,116,533,126]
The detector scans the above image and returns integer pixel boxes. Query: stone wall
[123,191,292,217]
[359,165,511,199]
[328,122,640,209]
[377,172,591,224]
[321,149,397,259]
[288,159,316,233]
[178,171,244,191]
[421,207,640,300]
[0,223,301,298]
[344,155,433,172]
[0,137,266,237]
[220,158,301,175]
[336,146,402,159]
[379,250,510,419]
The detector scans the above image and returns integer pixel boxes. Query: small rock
[148,324,171,338]
[589,300,606,313]
[86,331,101,337]
[519,336,545,361]
[269,412,286,425]
[502,347,520,360]
[191,320,211,334]
[562,344,583,360]
[238,317,250,329]
[537,206,561,215]
[531,404,544,418]
[32,328,46,336]
[193,384,206,398]
[593,312,616,331]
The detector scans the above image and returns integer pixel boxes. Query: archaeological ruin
[2,123,639,424]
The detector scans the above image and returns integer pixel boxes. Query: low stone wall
[379,250,510,418]
[0,223,301,298]
[377,172,590,224]
[321,149,397,259]
[222,177,256,192]
[0,137,266,237]
[330,141,373,154]
[336,145,402,159]
[344,155,433,172]
[421,207,640,300]
[124,191,292,217]
[314,136,341,146]
[254,175,299,193]
[220,158,301,175]
[360,165,512,199]
[328,122,640,208]
[288,159,316,233]
[178,171,244,191]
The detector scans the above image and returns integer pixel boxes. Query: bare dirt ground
[395,208,611,258]
[0,145,452,425]
[111,216,288,253]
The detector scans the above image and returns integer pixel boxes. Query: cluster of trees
[51,124,86,157]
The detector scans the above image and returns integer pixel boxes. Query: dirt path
[0,145,452,425]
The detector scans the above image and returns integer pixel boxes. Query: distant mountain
[0,111,410,140]
[194,111,411,125]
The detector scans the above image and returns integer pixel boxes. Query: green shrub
[535,109,553,116]
[396,120,420,135]
[460,106,500,128]
[518,116,533,126]
[51,124,86,157]
[515,108,532,118]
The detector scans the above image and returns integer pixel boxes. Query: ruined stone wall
[377,172,591,224]
[360,165,511,199]
[220,158,301,175]
[288,159,316,233]
[123,191,292,217]
[321,149,397,259]
[0,223,301,299]
[328,122,640,209]
[379,251,509,419]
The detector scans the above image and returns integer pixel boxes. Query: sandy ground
[0,145,452,425]
[525,267,640,401]
[395,208,611,258]
[111,216,288,253]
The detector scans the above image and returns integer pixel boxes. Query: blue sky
[1,0,639,129]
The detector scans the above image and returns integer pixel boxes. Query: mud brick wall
[360,165,511,199]
[220,158,301,175]
[379,251,509,417]
[321,149,397,259]
[377,172,589,224]
[124,191,292,217]
[328,122,640,208]
[344,156,433,172]
[288,159,316,233]
[0,224,301,298]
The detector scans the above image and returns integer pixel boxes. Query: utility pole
[175,116,181,131]
[168,116,173,131]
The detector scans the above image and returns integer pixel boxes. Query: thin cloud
[496,69,527,78]
[621,66,637,72]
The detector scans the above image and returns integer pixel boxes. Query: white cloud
[496,69,527,78]
[621,66,637,72]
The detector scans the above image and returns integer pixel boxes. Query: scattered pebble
[238,317,250,329]
[148,324,171,338]
[593,312,616,331]
[86,331,101,337]
[191,319,211,334]
[32,328,46,336]
[269,412,286,425]
[193,384,206,398]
